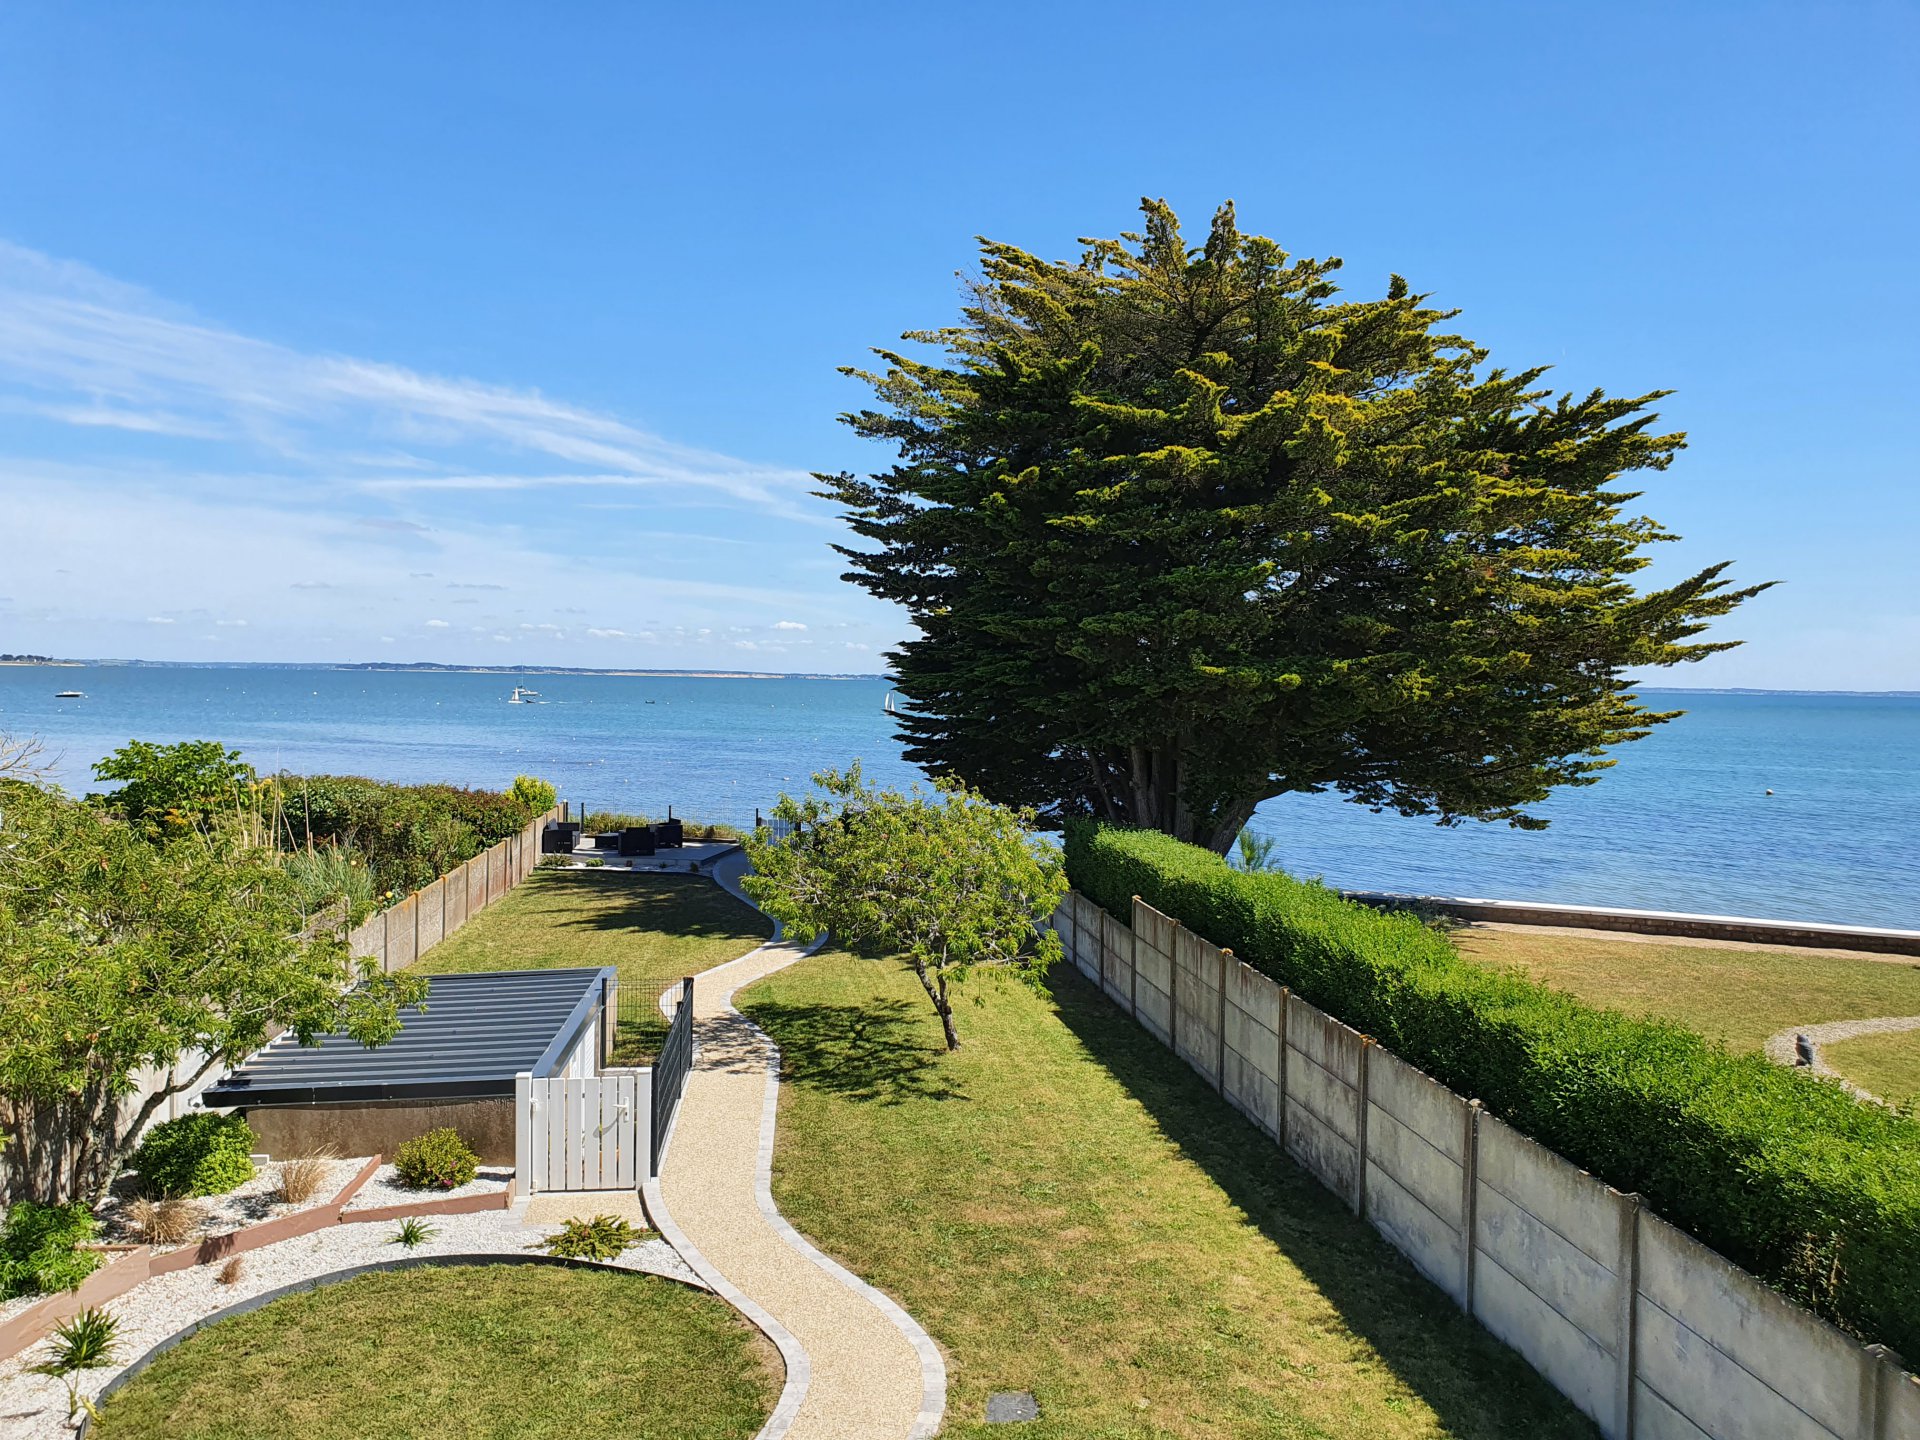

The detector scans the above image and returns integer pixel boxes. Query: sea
[3,666,1916,931]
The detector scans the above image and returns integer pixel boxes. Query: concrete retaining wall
[1053,891,1920,1440]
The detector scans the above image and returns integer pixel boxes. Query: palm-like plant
[31,1306,119,1421]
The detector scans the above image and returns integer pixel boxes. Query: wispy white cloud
[424,618,450,628]
[772,619,808,631]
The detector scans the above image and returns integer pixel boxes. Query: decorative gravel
[94,1156,371,1247]
[339,1163,513,1212]
[0,1203,699,1438]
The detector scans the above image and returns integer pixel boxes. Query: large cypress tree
[824,200,1769,853]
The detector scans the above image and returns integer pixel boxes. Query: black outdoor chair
[619,826,656,857]
[544,822,580,854]
[654,818,684,848]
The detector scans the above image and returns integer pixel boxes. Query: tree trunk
[908,958,962,1051]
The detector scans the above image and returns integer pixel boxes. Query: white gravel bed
[339,1162,512,1212]
[0,1205,699,1438]
[94,1156,371,1247]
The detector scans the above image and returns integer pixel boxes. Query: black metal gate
[649,977,695,1176]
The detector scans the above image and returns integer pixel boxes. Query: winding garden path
[643,852,945,1440]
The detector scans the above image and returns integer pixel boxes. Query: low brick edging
[1344,890,1920,956]
[0,1158,516,1363]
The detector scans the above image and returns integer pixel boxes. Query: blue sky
[0,3,1914,686]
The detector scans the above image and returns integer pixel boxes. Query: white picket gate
[515,1071,650,1192]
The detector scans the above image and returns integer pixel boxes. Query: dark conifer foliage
[826,200,1769,852]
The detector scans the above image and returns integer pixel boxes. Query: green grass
[1821,1030,1920,1106]
[1453,926,1920,1054]
[739,953,1591,1439]
[92,1264,778,1440]
[413,869,770,1061]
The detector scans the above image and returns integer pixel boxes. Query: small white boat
[883,690,899,715]
[54,689,85,699]
[508,685,540,704]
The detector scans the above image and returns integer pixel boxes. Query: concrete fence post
[1615,1191,1641,1440]
[1355,1037,1373,1219]
[1168,923,1179,1057]
[1278,987,1291,1153]
[1129,896,1141,1017]
[1215,948,1231,1095]
[1462,1099,1483,1315]
[1863,1345,1903,1440]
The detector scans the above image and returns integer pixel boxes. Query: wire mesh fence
[610,975,688,1067]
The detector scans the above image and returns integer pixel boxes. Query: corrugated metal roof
[204,967,611,1106]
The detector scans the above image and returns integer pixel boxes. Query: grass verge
[739,952,1591,1439]
[412,869,770,1061]
[1820,1030,1920,1106]
[92,1264,778,1440]
[1453,925,1920,1054]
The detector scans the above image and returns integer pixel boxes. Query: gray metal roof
[203,967,612,1107]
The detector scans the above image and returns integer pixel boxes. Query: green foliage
[744,765,1066,1049]
[392,1127,479,1190]
[131,1112,257,1197]
[0,1201,101,1300]
[827,200,1769,851]
[280,844,376,916]
[509,774,558,814]
[31,1305,119,1422]
[1065,821,1920,1357]
[266,773,534,894]
[0,778,429,1204]
[92,739,256,838]
[389,1217,438,1248]
[540,1213,643,1260]
[1231,830,1279,872]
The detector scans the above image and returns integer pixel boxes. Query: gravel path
[646,853,945,1440]
[1762,1014,1920,1101]
[0,1205,696,1438]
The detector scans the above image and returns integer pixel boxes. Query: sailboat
[883,690,898,715]
[508,685,541,704]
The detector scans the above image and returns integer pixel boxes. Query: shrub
[392,1128,478,1190]
[0,1201,101,1299]
[125,1195,203,1246]
[130,1112,257,1197]
[31,1306,119,1422]
[540,1213,644,1260]
[1064,820,1920,1358]
[509,775,558,814]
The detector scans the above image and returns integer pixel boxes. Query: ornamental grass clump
[274,1148,340,1206]
[0,1200,101,1299]
[126,1194,203,1247]
[130,1112,256,1198]
[393,1128,478,1190]
[1064,820,1920,1359]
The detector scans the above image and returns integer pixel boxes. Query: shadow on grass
[525,869,772,942]
[1045,964,1597,1440]
[746,997,970,1105]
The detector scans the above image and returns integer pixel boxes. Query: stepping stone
[986,1390,1040,1423]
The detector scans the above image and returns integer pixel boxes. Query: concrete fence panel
[1171,928,1224,1087]
[1363,1045,1470,1305]
[416,877,445,957]
[1131,898,1176,1044]
[384,894,418,974]
[1066,894,1103,984]
[489,841,509,901]
[466,853,489,912]
[347,910,385,971]
[1099,908,1133,1009]
[1282,996,1363,1206]
[1220,959,1283,1139]
[444,863,468,935]
[1635,1212,1880,1440]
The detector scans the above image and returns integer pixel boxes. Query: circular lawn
[92,1263,779,1440]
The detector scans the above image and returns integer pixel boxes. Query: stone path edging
[641,854,947,1440]
[1763,1014,1920,1103]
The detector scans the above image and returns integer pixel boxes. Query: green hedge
[1064,821,1920,1357]
[267,775,538,895]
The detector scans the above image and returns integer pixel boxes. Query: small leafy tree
[0,779,427,1204]
[509,774,558,816]
[744,766,1066,1050]
[93,739,255,838]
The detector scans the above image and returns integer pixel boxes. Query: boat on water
[883,690,899,715]
[54,689,85,699]
[508,685,544,704]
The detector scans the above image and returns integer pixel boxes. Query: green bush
[509,775,558,815]
[393,1127,479,1190]
[1064,821,1920,1357]
[0,1201,102,1299]
[267,774,535,894]
[130,1112,257,1197]
[541,1213,644,1260]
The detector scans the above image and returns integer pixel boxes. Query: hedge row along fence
[1062,822,1920,1363]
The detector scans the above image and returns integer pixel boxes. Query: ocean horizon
[3,663,1916,932]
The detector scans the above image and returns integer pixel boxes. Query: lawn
[739,953,1591,1439]
[1452,925,1920,1056]
[1820,1030,1920,1106]
[92,1263,779,1440]
[412,868,770,1061]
